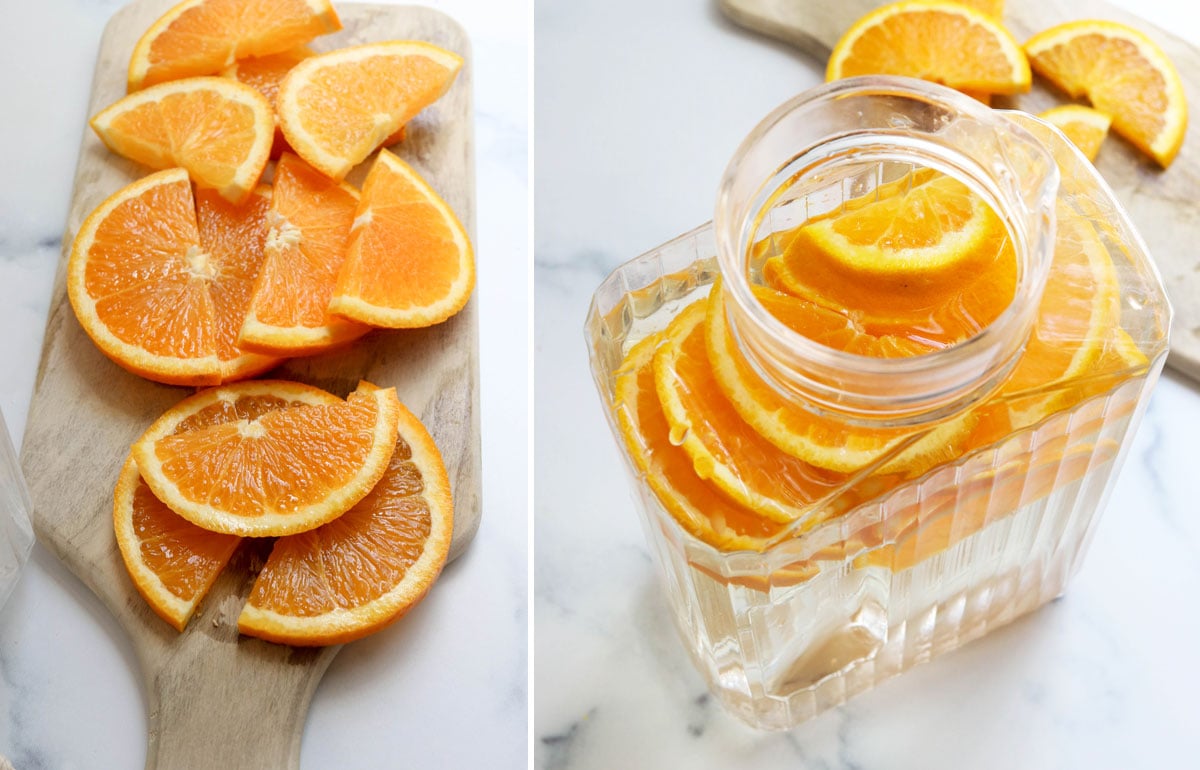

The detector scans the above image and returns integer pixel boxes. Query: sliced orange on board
[67,168,278,386]
[330,150,475,328]
[827,0,1030,94]
[239,152,370,355]
[128,0,342,91]
[91,77,273,204]
[132,383,401,537]
[114,380,340,631]
[239,390,454,646]
[1025,20,1187,167]
[1039,105,1111,161]
[277,41,463,179]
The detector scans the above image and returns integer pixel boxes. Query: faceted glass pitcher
[0,408,34,613]
[585,78,1171,730]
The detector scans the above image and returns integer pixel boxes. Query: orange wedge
[1038,105,1111,161]
[238,152,370,355]
[827,0,1031,94]
[238,391,453,646]
[954,0,1004,19]
[132,383,401,537]
[277,41,463,180]
[114,381,339,631]
[653,300,849,524]
[1025,20,1186,167]
[67,169,278,386]
[128,0,341,91]
[329,150,475,328]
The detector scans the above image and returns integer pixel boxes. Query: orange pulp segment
[132,383,401,537]
[1038,104,1111,161]
[238,152,370,355]
[1024,20,1187,167]
[827,0,1031,94]
[91,77,274,204]
[329,150,475,328]
[128,0,341,91]
[239,391,453,646]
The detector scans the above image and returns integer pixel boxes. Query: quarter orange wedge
[132,382,401,537]
[91,77,274,204]
[238,389,453,646]
[1024,20,1186,167]
[827,0,1030,94]
[330,150,475,328]
[114,381,340,631]
[128,0,341,91]
[239,152,370,355]
[277,41,463,180]
[67,169,278,386]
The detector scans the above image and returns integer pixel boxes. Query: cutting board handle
[720,0,881,56]
[140,638,335,770]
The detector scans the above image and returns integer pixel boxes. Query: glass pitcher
[585,77,1171,730]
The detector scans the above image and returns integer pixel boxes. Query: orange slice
[329,150,475,328]
[238,391,453,646]
[128,0,341,91]
[615,332,790,551]
[114,380,339,631]
[653,300,849,524]
[67,169,278,386]
[761,173,1017,340]
[132,382,401,537]
[827,0,1030,94]
[1025,20,1187,167]
[91,77,273,204]
[1038,105,1111,161]
[706,283,973,474]
[954,0,1004,19]
[238,152,370,355]
[277,41,463,180]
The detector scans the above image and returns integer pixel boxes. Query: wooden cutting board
[18,2,480,768]
[722,0,1200,383]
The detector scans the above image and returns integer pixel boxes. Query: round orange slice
[67,169,278,386]
[653,299,848,524]
[238,393,453,646]
[128,0,341,91]
[1038,105,1111,161]
[114,380,340,631]
[615,332,790,552]
[277,41,463,180]
[90,77,274,204]
[238,152,370,355]
[1024,20,1186,167]
[827,0,1031,94]
[329,150,475,328]
[132,382,401,537]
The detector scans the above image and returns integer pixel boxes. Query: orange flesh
[135,0,340,89]
[335,155,466,316]
[247,434,432,616]
[149,391,384,519]
[242,152,367,344]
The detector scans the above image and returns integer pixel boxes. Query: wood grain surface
[17,2,480,768]
[721,0,1200,382]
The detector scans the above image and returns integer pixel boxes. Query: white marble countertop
[0,0,528,767]
[534,0,1200,768]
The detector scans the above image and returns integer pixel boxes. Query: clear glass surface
[0,408,34,613]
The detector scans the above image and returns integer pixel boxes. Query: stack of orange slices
[115,379,454,645]
[70,0,475,388]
